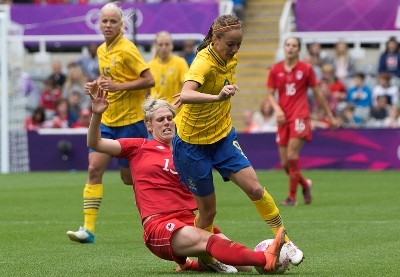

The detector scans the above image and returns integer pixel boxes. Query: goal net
[0,5,30,173]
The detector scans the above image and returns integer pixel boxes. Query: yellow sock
[252,189,290,242]
[194,215,216,264]
[83,183,103,233]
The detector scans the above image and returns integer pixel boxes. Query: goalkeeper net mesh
[0,5,30,173]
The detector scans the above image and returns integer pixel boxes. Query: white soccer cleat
[198,257,238,273]
[282,241,304,266]
[66,226,95,243]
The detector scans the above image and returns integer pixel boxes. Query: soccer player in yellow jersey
[66,2,155,243]
[172,14,305,269]
[145,31,189,111]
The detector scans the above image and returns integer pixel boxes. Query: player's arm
[99,69,155,92]
[87,88,122,156]
[179,81,238,104]
[311,85,339,129]
[266,87,285,125]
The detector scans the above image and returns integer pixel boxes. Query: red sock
[288,159,301,200]
[206,235,265,267]
[286,162,308,188]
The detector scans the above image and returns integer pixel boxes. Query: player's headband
[213,24,241,33]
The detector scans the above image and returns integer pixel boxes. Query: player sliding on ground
[69,86,287,273]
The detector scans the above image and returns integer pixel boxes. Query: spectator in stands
[339,103,361,129]
[233,0,246,22]
[39,77,62,119]
[181,39,197,66]
[331,40,355,85]
[75,43,100,82]
[310,106,330,130]
[378,36,400,78]
[48,60,66,88]
[72,108,92,129]
[372,72,399,108]
[303,42,330,68]
[242,109,261,134]
[62,65,89,109]
[42,98,78,128]
[368,95,389,127]
[24,107,46,131]
[67,91,82,120]
[252,98,277,133]
[384,106,400,128]
[320,63,347,115]
[13,68,39,114]
[145,31,189,110]
[346,72,372,124]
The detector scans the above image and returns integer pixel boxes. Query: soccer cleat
[263,227,286,272]
[283,241,304,266]
[175,258,207,272]
[66,226,95,243]
[280,197,297,206]
[198,257,238,273]
[303,179,313,204]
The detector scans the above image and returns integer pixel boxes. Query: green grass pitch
[0,170,399,276]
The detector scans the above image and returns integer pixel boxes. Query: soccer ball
[254,239,290,274]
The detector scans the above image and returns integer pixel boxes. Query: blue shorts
[89,121,148,167]
[172,128,251,197]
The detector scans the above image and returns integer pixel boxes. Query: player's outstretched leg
[264,227,286,272]
[198,257,238,273]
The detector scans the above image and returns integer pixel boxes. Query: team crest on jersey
[156,145,166,150]
[295,70,303,80]
[111,56,117,66]
[166,222,175,231]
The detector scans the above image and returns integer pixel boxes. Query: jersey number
[285,83,296,96]
[163,159,178,174]
[294,119,306,132]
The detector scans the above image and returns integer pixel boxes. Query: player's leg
[67,151,111,243]
[171,225,286,273]
[287,118,313,205]
[171,135,218,266]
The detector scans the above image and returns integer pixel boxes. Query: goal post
[0,4,30,174]
[0,5,10,174]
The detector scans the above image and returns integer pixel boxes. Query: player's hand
[218,84,238,101]
[85,79,99,96]
[172,93,182,108]
[276,110,286,125]
[91,86,109,114]
[98,75,118,91]
[328,116,340,130]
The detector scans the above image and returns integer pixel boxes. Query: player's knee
[245,184,265,200]
[87,164,104,180]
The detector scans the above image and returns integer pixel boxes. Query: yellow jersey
[147,55,189,105]
[97,33,149,126]
[174,44,237,144]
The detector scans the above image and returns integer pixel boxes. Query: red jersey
[267,61,317,122]
[39,89,62,111]
[116,138,197,221]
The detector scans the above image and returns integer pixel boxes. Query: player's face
[149,107,175,144]
[156,37,173,61]
[213,29,243,62]
[284,38,300,60]
[100,9,123,42]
